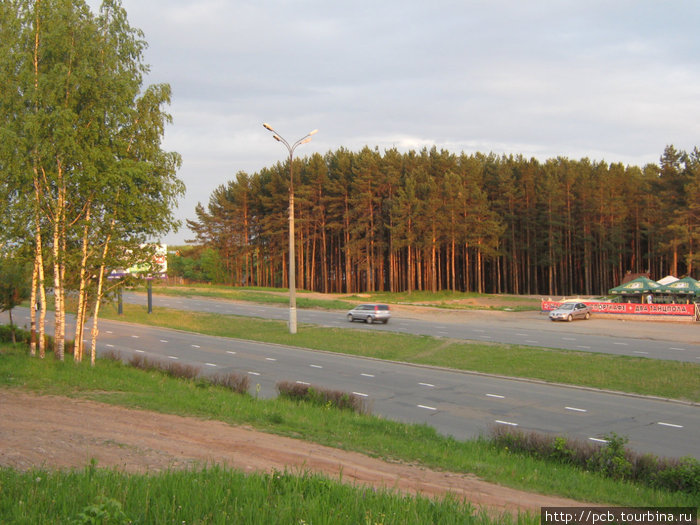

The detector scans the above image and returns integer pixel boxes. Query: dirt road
[1,389,590,515]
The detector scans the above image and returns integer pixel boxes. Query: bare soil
[1,389,589,515]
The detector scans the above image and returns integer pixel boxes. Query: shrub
[490,426,699,494]
[209,372,250,395]
[276,381,368,414]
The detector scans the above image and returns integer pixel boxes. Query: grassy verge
[101,303,700,402]
[0,343,696,508]
[149,284,543,311]
[0,466,510,524]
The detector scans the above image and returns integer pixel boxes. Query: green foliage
[0,256,30,316]
[491,427,700,495]
[186,146,700,296]
[72,497,129,525]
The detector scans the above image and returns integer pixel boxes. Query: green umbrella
[608,276,661,295]
[658,276,700,296]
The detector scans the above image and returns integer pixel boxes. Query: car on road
[346,304,391,324]
[549,302,591,322]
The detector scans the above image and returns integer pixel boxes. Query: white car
[346,304,391,324]
[549,302,591,322]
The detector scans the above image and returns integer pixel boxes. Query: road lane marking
[191,344,201,348]
[248,371,261,376]
[361,373,375,378]
[160,340,168,343]
[134,350,145,353]
[168,356,179,360]
[633,351,649,355]
[486,394,505,399]
[613,342,628,346]
[589,437,608,443]
[205,363,217,367]
[226,351,236,355]
[106,331,113,334]
[352,392,368,397]
[565,406,587,413]
[296,381,310,385]
[670,347,686,351]
[105,344,114,348]
[495,420,518,426]
[131,335,139,338]
[310,364,323,369]
[418,405,437,411]
[419,382,435,388]
[658,422,683,429]
[562,337,576,341]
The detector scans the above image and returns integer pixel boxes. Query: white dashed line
[248,371,260,376]
[226,351,236,355]
[205,363,217,367]
[310,364,323,369]
[633,351,649,355]
[106,331,113,334]
[495,420,518,427]
[658,422,683,429]
[486,394,505,399]
[168,356,179,360]
[134,350,145,354]
[352,392,368,397]
[296,381,310,385]
[418,405,437,411]
[613,342,628,346]
[670,347,686,351]
[265,358,277,361]
[160,340,168,343]
[419,382,435,388]
[131,335,139,339]
[105,344,114,348]
[589,437,608,444]
[565,406,587,413]
[361,373,375,378]
[191,345,201,348]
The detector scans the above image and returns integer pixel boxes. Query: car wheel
[585,312,590,320]
[383,319,389,324]
[567,314,573,322]
[347,314,354,322]
[366,316,374,324]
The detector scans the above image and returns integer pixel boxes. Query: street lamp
[263,123,318,334]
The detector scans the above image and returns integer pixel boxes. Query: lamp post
[263,123,318,334]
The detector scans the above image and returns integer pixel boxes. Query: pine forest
[186,144,700,296]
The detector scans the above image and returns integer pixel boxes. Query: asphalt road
[125,292,700,362]
[4,298,699,460]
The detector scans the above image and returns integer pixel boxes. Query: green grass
[1,465,515,525]
[1,343,697,509]
[100,303,700,402]
[150,284,542,311]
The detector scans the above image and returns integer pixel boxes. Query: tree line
[186,145,699,296]
[0,0,184,362]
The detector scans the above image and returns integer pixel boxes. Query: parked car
[549,302,591,322]
[346,304,391,324]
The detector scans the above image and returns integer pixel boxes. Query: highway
[3,296,699,460]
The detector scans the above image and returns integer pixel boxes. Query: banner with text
[541,301,695,316]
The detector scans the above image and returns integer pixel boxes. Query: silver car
[346,304,391,324]
[549,302,591,322]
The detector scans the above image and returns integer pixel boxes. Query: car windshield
[559,303,575,310]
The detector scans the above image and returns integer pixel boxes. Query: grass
[99,303,700,402]
[1,465,513,524]
[1,343,697,509]
[150,283,543,311]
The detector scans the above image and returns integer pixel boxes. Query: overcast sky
[86,0,700,245]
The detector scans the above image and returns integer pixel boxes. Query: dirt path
[1,389,590,515]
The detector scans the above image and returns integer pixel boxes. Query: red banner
[541,301,695,316]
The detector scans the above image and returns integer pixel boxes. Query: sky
[86,0,700,245]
